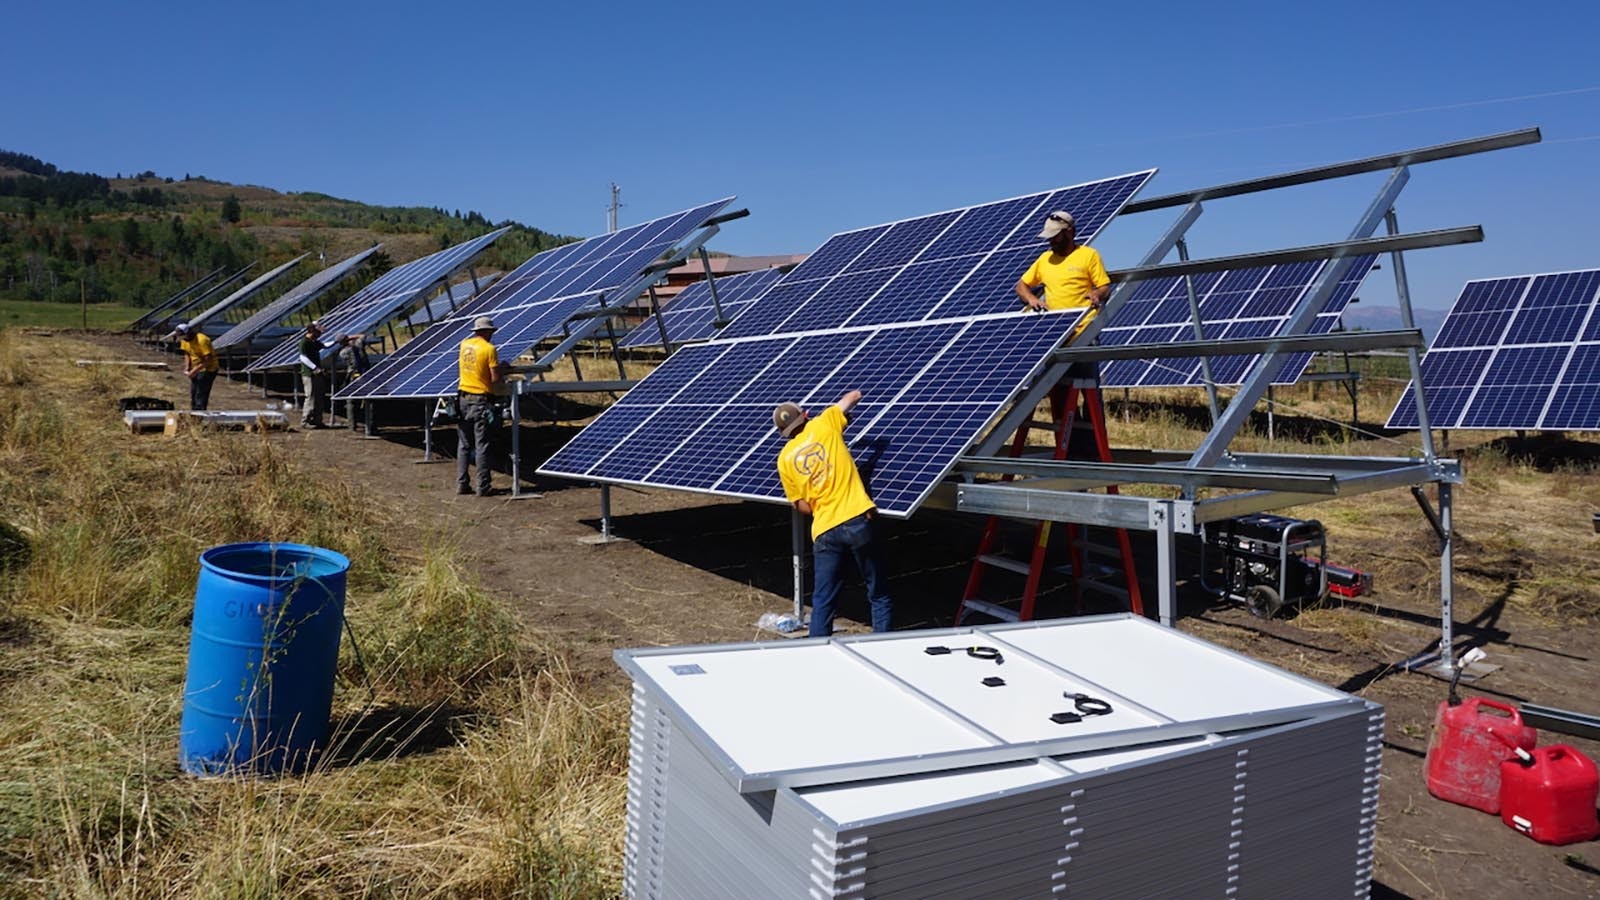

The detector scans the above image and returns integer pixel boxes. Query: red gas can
[1424,698,1536,813]
[1499,744,1600,846]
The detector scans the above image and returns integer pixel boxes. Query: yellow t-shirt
[179,333,219,373]
[777,405,876,541]
[458,335,499,395]
[1022,246,1110,310]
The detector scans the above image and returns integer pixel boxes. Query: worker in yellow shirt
[1014,210,1111,341]
[774,390,892,636]
[172,322,220,410]
[457,316,510,496]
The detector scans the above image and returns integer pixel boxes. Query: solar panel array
[541,172,1154,514]
[1387,268,1600,430]
[616,267,786,349]
[541,309,1086,515]
[130,266,227,331]
[337,198,734,400]
[213,246,383,351]
[245,227,509,372]
[1097,255,1378,387]
[714,171,1155,339]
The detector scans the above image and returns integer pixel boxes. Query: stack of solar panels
[618,615,1382,899]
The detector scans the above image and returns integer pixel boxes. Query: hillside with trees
[0,149,574,310]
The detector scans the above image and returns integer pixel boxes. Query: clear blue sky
[5,0,1597,312]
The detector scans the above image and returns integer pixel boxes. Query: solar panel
[185,254,310,330]
[1387,268,1600,430]
[213,246,383,351]
[130,266,228,331]
[245,227,510,372]
[616,267,786,349]
[539,309,1086,516]
[1097,255,1378,387]
[147,264,256,333]
[336,198,735,400]
[714,171,1154,339]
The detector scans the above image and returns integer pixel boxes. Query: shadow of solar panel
[1387,269,1600,430]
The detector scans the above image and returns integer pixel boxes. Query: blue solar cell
[781,226,890,283]
[1387,269,1600,430]
[339,199,733,399]
[722,172,1154,339]
[541,310,1082,516]
[1099,256,1376,389]
[541,405,659,476]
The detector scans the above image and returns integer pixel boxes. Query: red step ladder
[956,382,1144,624]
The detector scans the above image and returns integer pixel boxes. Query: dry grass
[0,328,625,897]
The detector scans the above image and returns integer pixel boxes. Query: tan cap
[1038,211,1076,240]
[473,316,496,331]
[772,402,805,437]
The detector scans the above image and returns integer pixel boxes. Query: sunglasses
[1048,214,1072,225]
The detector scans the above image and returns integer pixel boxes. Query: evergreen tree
[221,194,241,223]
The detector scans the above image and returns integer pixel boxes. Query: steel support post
[422,400,433,461]
[698,247,730,326]
[1189,166,1411,468]
[792,508,806,621]
[511,390,522,497]
[599,484,613,541]
[1386,208,1437,459]
[1154,501,1176,627]
[1175,238,1221,424]
[363,400,375,437]
[1266,385,1275,441]
[1438,481,1455,670]
[647,285,673,350]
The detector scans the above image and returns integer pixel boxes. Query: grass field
[0,300,146,331]
[0,329,625,897]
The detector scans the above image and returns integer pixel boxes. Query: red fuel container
[1425,698,1536,814]
[1499,744,1600,846]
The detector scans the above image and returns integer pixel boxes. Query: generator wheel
[1246,585,1283,619]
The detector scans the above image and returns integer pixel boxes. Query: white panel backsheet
[629,644,991,774]
[991,618,1345,719]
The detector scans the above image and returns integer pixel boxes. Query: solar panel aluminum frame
[614,613,1366,794]
[185,253,311,331]
[212,245,385,352]
[129,265,228,331]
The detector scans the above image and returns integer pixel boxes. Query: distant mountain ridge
[0,148,574,309]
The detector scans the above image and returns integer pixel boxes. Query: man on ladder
[956,209,1142,623]
[1014,209,1111,330]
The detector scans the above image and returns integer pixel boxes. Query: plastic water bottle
[757,612,801,634]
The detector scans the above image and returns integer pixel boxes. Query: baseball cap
[1038,211,1076,240]
[172,321,190,334]
[772,402,805,437]
[473,316,497,331]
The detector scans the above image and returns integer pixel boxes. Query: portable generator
[1202,514,1328,619]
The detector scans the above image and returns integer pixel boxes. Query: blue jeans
[809,513,892,637]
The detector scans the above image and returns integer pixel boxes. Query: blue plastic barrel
[179,542,350,775]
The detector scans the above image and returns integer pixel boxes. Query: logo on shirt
[793,442,829,489]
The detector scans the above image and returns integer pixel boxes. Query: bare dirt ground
[95,333,1600,898]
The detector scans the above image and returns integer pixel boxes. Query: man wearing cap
[1014,210,1111,340]
[457,316,510,496]
[173,323,219,410]
[774,390,893,637]
[297,320,329,429]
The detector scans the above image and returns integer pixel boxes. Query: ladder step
[958,598,1021,623]
[977,554,1033,576]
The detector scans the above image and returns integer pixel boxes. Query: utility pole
[607,182,622,233]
